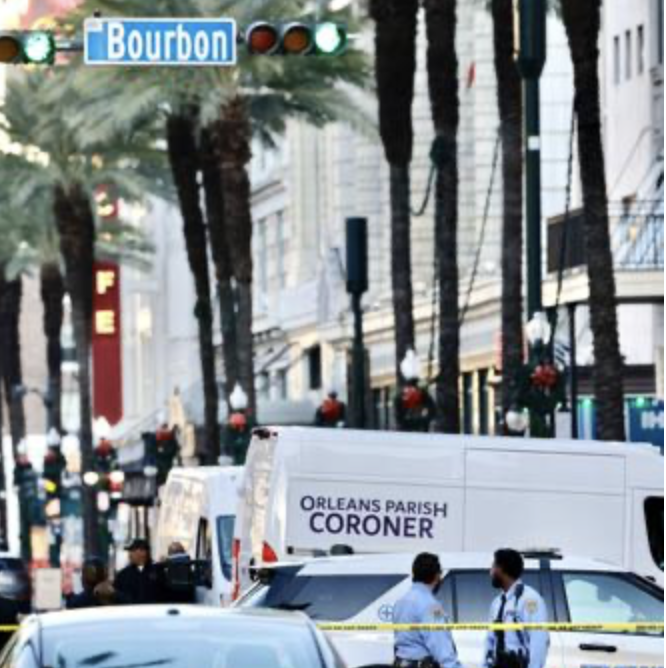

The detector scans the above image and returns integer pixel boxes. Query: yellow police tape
[317,622,665,633]
[0,622,662,634]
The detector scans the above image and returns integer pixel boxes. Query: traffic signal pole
[525,76,542,318]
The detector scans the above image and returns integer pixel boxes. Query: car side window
[562,572,663,634]
[448,570,549,623]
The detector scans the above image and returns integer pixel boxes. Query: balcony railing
[611,199,664,270]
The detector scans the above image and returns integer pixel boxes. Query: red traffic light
[245,22,280,55]
[282,23,313,55]
[0,35,21,63]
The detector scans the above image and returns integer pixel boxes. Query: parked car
[0,555,30,625]
[234,427,664,596]
[236,550,664,668]
[0,605,347,668]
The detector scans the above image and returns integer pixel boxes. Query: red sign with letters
[92,261,123,425]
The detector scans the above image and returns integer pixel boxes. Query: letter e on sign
[95,310,116,335]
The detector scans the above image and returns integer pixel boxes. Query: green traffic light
[23,31,55,64]
[314,22,345,55]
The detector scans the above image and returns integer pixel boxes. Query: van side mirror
[165,558,212,590]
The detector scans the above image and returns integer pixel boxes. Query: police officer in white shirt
[393,553,463,668]
[484,549,549,668]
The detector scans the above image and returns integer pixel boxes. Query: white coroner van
[155,466,243,606]
[233,427,663,596]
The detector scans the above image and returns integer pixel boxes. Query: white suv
[236,551,664,668]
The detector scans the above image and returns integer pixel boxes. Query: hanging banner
[92,261,123,425]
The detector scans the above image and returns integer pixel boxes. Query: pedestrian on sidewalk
[114,538,162,604]
[66,558,111,609]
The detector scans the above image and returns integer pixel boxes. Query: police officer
[484,549,549,668]
[393,552,462,668]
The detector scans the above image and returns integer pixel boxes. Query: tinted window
[563,572,663,634]
[261,573,405,621]
[0,560,25,573]
[217,516,235,581]
[450,570,548,623]
[645,497,663,569]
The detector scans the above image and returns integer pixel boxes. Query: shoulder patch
[431,606,445,619]
[524,599,539,614]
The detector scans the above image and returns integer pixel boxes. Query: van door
[554,570,663,668]
[195,517,215,605]
[631,492,663,583]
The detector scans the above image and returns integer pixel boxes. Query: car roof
[283,552,625,576]
[30,605,311,632]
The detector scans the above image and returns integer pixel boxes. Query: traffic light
[43,447,67,500]
[0,31,56,65]
[244,21,347,56]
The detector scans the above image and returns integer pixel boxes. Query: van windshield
[217,515,235,580]
[644,497,663,569]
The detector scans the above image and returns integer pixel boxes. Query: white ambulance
[155,466,243,606]
[232,427,663,596]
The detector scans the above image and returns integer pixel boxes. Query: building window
[637,25,645,75]
[276,211,286,290]
[308,345,322,390]
[625,30,632,80]
[478,370,489,435]
[277,369,288,399]
[613,36,621,84]
[462,373,473,435]
[258,218,268,293]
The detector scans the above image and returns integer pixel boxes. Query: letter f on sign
[108,22,125,59]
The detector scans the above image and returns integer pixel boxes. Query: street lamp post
[515,0,546,319]
[346,217,368,429]
[225,383,252,464]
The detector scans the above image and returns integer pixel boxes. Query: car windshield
[217,515,235,580]
[41,619,324,668]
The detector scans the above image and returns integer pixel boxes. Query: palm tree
[165,108,221,461]
[1,70,168,558]
[560,0,625,440]
[67,0,371,428]
[369,0,419,389]
[423,0,461,433]
[491,0,524,428]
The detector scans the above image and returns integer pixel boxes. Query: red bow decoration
[321,398,343,422]
[229,412,248,431]
[531,364,559,390]
[95,439,114,457]
[402,385,424,410]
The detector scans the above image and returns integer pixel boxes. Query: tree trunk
[0,276,26,448]
[215,97,256,418]
[0,272,22,555]
[200,126,239,403]
[40,262,65,433]
[166,112,221,462]
[425,0,461,433]
[492,0,524,427]
[561,0,625,441]
[53,183,100,559]
[370,0,418,386]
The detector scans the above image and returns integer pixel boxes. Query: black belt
[394,659,441,668]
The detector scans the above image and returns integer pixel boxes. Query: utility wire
[459,129,502,328]
[426,127,501,382]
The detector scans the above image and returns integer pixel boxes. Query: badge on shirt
[525,599,539,614]
[432,606,445,620]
